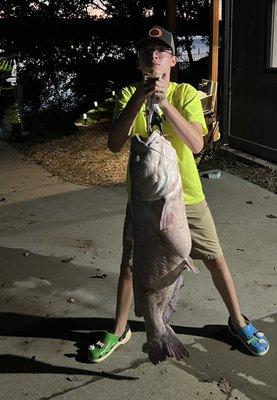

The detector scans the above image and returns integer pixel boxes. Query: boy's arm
[108,79,155,153]
[161,102,204,154]
[108,88,144,153]
[153,73,204,154]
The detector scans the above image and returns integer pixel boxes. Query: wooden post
[210,0,220,116]
[210,0,220,82]
[167,0,178,82]
[167,0,176,35]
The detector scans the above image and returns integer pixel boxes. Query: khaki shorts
[121,200,223,266]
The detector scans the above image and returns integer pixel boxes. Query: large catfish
[130,130,197,365]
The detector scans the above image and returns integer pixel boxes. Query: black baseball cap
[136,26,175,55]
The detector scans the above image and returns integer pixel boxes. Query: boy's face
[137,39,177,78]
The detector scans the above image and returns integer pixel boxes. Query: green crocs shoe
[88,324,131,363]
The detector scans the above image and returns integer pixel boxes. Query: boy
[88,26,269,362]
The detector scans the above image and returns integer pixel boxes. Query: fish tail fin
[147,325,189,365]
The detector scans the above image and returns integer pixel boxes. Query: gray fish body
[130,130,195,364]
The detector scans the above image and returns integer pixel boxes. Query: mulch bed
[17,121,129,187]
[15,121,277,194]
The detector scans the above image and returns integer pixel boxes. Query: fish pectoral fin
[150,259,198,292]
[182,257,198,273]
[150,262,185,291]
[160,201,175,231]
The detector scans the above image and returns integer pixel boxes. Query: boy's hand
[134,73,169,107]
[153,73,169,107]
[141,73,169,107]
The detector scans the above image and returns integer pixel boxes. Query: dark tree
[0,0,210,137]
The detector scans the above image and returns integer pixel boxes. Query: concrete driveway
[0,140,276,400]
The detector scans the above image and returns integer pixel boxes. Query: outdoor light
[94,101,98,108]
[83,113,87,124]
[112,90,115,96]
[6,77,17,86]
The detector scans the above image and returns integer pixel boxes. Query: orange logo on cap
[149,27,163,38]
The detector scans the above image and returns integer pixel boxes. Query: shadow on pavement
[0,354,138,381]
[0,311,252,369]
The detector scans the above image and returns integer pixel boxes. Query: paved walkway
[0,140,276,400]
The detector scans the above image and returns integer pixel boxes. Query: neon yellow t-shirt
[113,82,208,205]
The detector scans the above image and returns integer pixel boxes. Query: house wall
[223,0,277,163]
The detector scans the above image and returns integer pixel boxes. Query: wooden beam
[167,0,176,36]
[210,0,220,82]
[166,0,178,82]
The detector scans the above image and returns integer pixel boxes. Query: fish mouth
[133,132,176,163]
[133,132,159,148]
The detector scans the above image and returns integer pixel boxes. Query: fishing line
[145,144,178,163]
[134,133,178,163]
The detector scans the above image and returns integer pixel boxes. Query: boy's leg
[187,200,269,356]
[204,254,269,355]
[113,202,134,335]
[187,200,245,327]
[203,255,246,329]
[87,204,134,362]
[113,264,133,336]
[87,264,133,363]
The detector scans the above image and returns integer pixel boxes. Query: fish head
[130,130,180,201]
